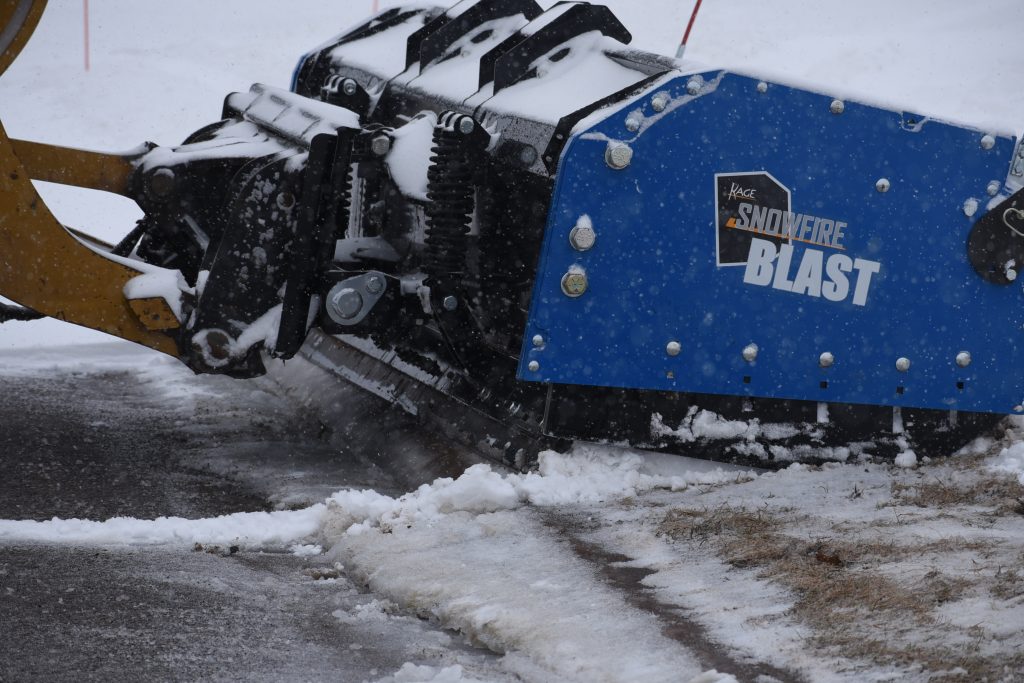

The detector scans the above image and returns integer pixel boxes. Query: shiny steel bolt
[528,360,541,373]
[981,134,996,150]
[819,352,835,368]
[443,296,458,311]
[561,272,588,298]
[459,117,476,135]
[956,351,972,368]
[364,275,385,295]
[370,135,391,157]
[830,99,845,115]
[651,93,669,112]
[876,178,890,193]
[328,287,363,320]
[666,341,682,357]
[569,223,597,252]
[342,78,358,96]
[605,142,633,170]
[988,181,1002,197]
[532,334,545,348]
[686,78,702,96]
[896,357,911,372]
[756,81,768,94]
[742,344,759,363]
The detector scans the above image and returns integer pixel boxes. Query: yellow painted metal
[128,298,182,332]
[0,119,180,355]
[0,0,47,79]
[11,138,141,195]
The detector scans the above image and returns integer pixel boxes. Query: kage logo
[714,172,881,307]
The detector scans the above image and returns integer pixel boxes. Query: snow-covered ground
[3,1,1024,681]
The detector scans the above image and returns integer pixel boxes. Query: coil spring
[423,112,484,280]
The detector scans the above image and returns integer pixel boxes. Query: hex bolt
[963,198,979,218]
[625,115,641,132]
[742,344,759,363]
[532,335,545,348]
[364,274,385,295]
[342,78,358,96]
[519,145,538,166]
[459,117,476,135]
[370,135,392,157]
[528,360,541,373]
[1005,264,1018,282]
[819,352,835,368]
[443,296,458,311]
[830,99,845,115]
[756,81,768,94]
[651,93,670,112]
[666,341,682,357]
[569,223,597,252]
[686,78,702,96]
[328,286,363,321]
[561,272,588,298]
[605,142,633,170]
[896,357,911,372]
[981,134,996,150]
[956,351,972,368]
[988,181,1002,197]
[876,178,891,193]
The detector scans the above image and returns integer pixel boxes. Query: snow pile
[989,441,1024,483]
[325,447,746,537]
[0,505,326,549]
[376,664,488,683]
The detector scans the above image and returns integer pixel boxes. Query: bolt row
[664,341,972,371]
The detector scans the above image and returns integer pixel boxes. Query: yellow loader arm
[0,0,180,356]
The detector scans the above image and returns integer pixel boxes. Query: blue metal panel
[519,70,1023,414]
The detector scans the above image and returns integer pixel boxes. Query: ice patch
[376,664,486,683]
[688,672,739,683]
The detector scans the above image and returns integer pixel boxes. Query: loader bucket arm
[0,120,180,356]
[0,0,46,79]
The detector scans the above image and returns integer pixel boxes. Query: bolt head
[686,79,702,96]
[370,135,391,157]
[896,357,911,372]
[528,360,541,373]
[569,224,597,252]
[329,287,363,320]
[963,198,979,218]
[1007,267,1018,282]
[876,178,891,193]
[651,93,669,112]
[988,181,1002,197]
[458,117,476,135]
[364,275,385,295]
[560,272,588,298]
[532,335,545,348]
[981,134,996,150]
[742,344,759,363]
[625,116,641,132]
[830,99,845,115]
[519,145,538,166]
[148,168,176,199]
[666,341,682,357]
[443,296,458,311]
[956,351,972,368]
[276,191,296,210]
[756,81,768,94]
[605,142,633,170]
[819,352,835,368]
[342,78,358,96]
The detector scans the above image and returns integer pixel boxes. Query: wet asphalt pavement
[0,347,501,682]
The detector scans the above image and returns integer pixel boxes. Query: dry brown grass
[891,474,1024,515]
[658,505,1023,680]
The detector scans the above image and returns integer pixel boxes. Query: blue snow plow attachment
[3,0,1022,467]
